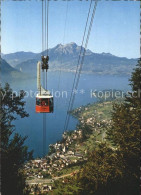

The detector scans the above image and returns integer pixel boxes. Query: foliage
[48,144,56,155]
[42,172,52,179]
[79,59,140,194]
[54,59,141,194]
[0,83,33,195]
[80,124,93,141]
[77,144,124,195]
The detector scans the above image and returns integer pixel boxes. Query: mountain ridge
[0,58,30,81]
[2,43,138,76]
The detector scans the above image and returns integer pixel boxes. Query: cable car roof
[36,94,53,99]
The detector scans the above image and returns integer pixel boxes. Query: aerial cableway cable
[42,0,49,156]
[63,0,93,132]
[64,0,98,132]
[46,0,49,89]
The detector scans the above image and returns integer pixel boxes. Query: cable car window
[41,98,49,106]
[36,98,41,105]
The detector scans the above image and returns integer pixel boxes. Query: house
[53,164,58,167]
[34,160,42,163]
[48,186,52,191]
[61,164,65,168]
[62,146,66,153]
[67,151,74,155]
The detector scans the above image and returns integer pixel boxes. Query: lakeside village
[24,101,113,194]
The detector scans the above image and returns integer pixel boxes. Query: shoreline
[24,100,115,193]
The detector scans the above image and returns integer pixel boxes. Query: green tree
[77,144,124,195]
[106,59,140,194]
[74,59,140,194]
[0,83,33,195]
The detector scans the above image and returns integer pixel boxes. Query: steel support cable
[63,1,92,132]
[65,1,98,131]
[45,0,47,56]
[64,0,98,132]
[45,0,47,89]
[42,0,46,156]
[63,0,93,132]
[47,0,49,56]
[43,113,46,156]
[42,0,44,53]
[46,0,49,89]
[42,0,50,157]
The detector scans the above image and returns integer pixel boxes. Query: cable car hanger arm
[37,61,51,96]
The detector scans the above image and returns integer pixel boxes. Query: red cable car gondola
[36,61,53,113]
[36,94,53,113]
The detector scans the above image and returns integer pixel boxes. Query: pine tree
[75,59,141,194]
[106,59,141,194]
[0,83,33,195]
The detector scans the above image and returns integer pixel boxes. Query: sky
[1,0,140,59]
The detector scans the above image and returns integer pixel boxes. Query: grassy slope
[77,101,113,120]
[72,101,115,152]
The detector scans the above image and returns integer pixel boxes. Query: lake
[9,71,130,157]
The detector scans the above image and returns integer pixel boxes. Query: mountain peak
[70,42,76,45]
[101,52,113,57]
[52,42,79,55]
[51,42,94,56]
[65,42,77,46]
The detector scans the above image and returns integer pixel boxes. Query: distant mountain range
[0,59,30,81]
[2,51,38,67]
[2,42,138,77]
